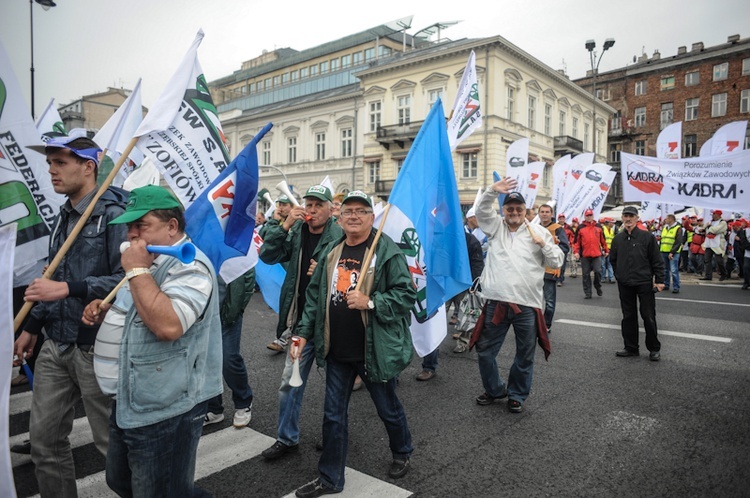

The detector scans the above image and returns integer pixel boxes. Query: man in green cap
[81,185,222,497]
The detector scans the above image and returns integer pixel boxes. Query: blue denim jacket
[115,248,222,429]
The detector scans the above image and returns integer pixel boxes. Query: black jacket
[610,226,665,286]
[466,232,484,281]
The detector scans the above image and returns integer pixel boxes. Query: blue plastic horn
[145,242,196,264]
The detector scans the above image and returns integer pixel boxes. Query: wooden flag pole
[355,204,392,292]
[13,136,140,332]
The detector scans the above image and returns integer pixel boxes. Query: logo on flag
[625,160,664,195]
[208,174,236,228]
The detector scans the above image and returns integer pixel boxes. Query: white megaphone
[275,180,300,207]
[289,336,304,387]
[262,191,275,207]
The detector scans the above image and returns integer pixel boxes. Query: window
[368,161,380,184]
[713,62,728,81]
[287,137,297,163]
[743,58,750,76]
[264,77,271,89]
[341,128,352,157]
[611,111,622,131]
[543,164,551,188]
[249,82,255,93]
[584,123,590,150]
[396,158,405,174]
[544,104,551,135]
[256,80,264,91]
[660,76,675,91]
[310,65,318,76]
[461,152,478,178]
[635,80,646,96]
[609,143,621,163]
[507,87,515,120]
[572,117,579,138]
[684,134,697,157]
[262,141,271,165]
[364,48,375,61]
[369,101,381,132]
[319,61,328,74]
[428,89,443,109]
[272,76,280,87]
[330,58,339,71]
[741,89,750,113]
[341,54,351,68]
[660,102,674,130]
[559,111,566,135]
[352,52,363,65]
[635,140,646,156]
[685,71,700,86]
[712,93,727,117]
[634,107,646,127]
[528,96,536,130]
[315,132,326,160]
[398,95,411,125]
[378,46,392,57]
[300,67,308,79]
[291,70,298,82]
[685,98,699,121]
[281,73,289,84]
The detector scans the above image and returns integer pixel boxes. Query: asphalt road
[10,276,750,497]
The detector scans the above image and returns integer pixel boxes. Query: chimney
[638,54,649,63]
[557,69,568,78]
[652,50,661,61]
[728,34,740,43]
[677,46,687,55]
[691,42,704,52]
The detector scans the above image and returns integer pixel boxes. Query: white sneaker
[203,412,224,426]
[233,406,252,428]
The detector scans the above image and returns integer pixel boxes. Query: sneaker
[267,341,285,353]
[416,370,435,381]
[596,287,603,296]
[203,412,224,426]
[11,374,28,386]
[388,458,410,479]
[451,332,461,340]
[352,376,363,391]
[449,314,458,325]
[557,282,562,287]
[476,391,507,405]
[453,342,467,353]
[262,440,299,460]
[295,478,340,498]
[233,406,252,428]
[508,399,523,413]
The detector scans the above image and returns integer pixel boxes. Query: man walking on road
[574,209,608,299]
[700,210,728,282]
[659,214,684,293]
[610,205,665,361]
[538,204,569,332]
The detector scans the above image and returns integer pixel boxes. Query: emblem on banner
[625,159,664,195]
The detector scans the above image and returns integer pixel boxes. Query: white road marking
[555,319,732,343]
[9,390,33,415]
[656,296,750,308]
[282,469,413,498]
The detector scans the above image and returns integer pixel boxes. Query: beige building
[58,87,146,136]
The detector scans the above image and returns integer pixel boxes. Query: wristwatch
[367,299,375,310]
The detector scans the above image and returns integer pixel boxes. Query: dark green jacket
[296,230,416,383]
[219,269,256,326]
[259,218,343,338]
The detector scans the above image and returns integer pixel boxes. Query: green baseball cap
[342,190,372,208]
[109,185,182,225]
[276,194,293,204]
[303,185,333,202]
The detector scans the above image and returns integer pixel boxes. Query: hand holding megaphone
[120,241,196,264]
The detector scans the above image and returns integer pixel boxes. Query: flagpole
[355,204,392,292]
[13,137,139,332]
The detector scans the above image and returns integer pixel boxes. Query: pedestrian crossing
[9,390,412,498]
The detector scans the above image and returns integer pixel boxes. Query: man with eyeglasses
[469,178,564,415]
[260,185,343,460]
[293,190,416,497]
[610,205,665,361]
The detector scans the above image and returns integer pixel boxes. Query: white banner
[561,152,594,210]
[587,170,617,219]
[0,40,65,286]
[0,223,18,498]
[657,121,682,159]
[524,161,546,208]
[135,30,229,208]
[622,150,750,211]
[505,137,529,195]
[447,50,482,151]
[551,154,571,208]
[711,120,747,156]
[35,98,66,141]
[560,163,612,220]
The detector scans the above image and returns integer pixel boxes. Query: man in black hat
[610,205,665,361]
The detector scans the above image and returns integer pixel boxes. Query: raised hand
[491,176,518,194]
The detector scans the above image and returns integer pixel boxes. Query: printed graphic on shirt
[330,255,362,306]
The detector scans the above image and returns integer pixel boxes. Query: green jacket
[296,230,416,383]
[219,269,256,326]
[259,217,344,338]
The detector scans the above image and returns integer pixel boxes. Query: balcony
[608,117,635,137]
[375,121,424,150]
[553,135,583,156]
[374,179,396,199]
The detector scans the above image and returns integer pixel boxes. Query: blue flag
[387,99,472,315]
[185,122,272,274]
[255,260,286,313]
[492,171,507,210]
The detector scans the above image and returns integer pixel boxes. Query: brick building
[574,34,750,203]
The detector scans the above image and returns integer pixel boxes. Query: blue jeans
[422,346,439,372]
[476,301,538,403]
[662,253,680,290]
[106,400,207,498]
[319,356,412,491]
[208,317,253,414]
[543,278,557,330]
[277,340,316,446]
[602,255,614,281]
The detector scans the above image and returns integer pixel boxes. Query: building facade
[575,34,750,203]
[58,87,146,136]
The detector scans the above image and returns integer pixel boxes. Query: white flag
[561,152,595,210]
[587,171,617,219]
[447,50,482,150]
[35,98,66,141]
[0,224,18,498]
[505,137,529,194]
[656,121,682,159]
[524,161,546,208]
[320,175,334,192]
[552,154,571,208]
[135,30,230,208]
[710,120,747,155]
[560,163,612,220]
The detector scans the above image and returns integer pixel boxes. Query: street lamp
[30,0,57,119]
[585,37,615,160]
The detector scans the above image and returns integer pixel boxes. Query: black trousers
[704,249,726,279]
[617,282,660,353]
[581,256,602,297]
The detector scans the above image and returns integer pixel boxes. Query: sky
[1,0,749,117]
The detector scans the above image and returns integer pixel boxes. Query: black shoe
[10,440,31,454]
[508,399,523,413]
[615,349,639,357]
[262,441,299,460]
[649,351,661,361]
[315,441,324,452]
[698,277,712,281]
[295,478,340,498]
[476,391,507,406]
[584,295,592,299]
[719,275,727,281]
[663,286,669,291]
[742,285,749,290]
[596,288,603,296]
[388,458,410,479]
[672,289,679,294]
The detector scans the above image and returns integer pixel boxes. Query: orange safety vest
[544,222,562,278]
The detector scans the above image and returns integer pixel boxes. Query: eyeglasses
[503,206,525,213]
[340,209,373,218]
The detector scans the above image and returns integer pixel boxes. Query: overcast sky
[1,0,748,116]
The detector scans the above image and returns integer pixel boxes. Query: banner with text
[447,50,482,151]
[560,163,612,220]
